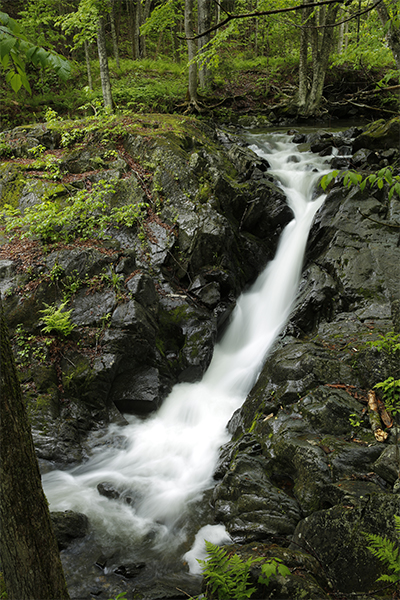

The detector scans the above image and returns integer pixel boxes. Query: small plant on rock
[365,515,400,593]
[40,302,75,337]
[197,541,290,600]
[374,376,400,479]
[366,332,400,355]
[374,377,400,417]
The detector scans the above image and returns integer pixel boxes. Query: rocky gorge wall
[0,115,399,599]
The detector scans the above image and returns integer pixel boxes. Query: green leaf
[320,170,338,191]
[0,34,17,59]
[6,70,22,93]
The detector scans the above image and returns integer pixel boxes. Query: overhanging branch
[180,0,384,40]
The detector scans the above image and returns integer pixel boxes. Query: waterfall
[42,132,331,571]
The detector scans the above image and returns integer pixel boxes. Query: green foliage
[197,541,290,600]
[349,413,362,429]
[62,270,84,302]
[0,11,70,93]
[140,0,183,35]
[49,261,65,283]
[374,377,400,416]
[1,179,149,244]
[107,592,127,600]
[13,325,51,365]
[198,541,259,600]
[365,515,400,588]
[258,559,291,586]
[30,152,64,179]
[320,167,400,200]
[365,332,400,355]
[27,144,46,158]
[39,302,75,337]
[56,0,98,49]
[100,270,123,291]
[44,107,61,123]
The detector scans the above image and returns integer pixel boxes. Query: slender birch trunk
[198,0,211,89]
[84,39,93,90]
[109,0,120,68]
[185,0,198,103]
[97,16,114,110]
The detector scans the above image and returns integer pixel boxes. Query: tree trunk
[198,0,211,89]
[298,0,312,109]
[109,0,120,68]
[126,0,135,58]
[376,0,400,70]
[96,16,114,110]
[84,40,93,90]
[0,302,70,600]
[141,0,152,58]
[185,0,198,104]
[298,2,340,116]
[131,0,140,59]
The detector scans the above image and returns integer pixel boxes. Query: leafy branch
[320,167,400,201]
[0,11,70,93]
[1,180,149,244]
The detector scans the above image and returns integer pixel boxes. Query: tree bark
[198,0,211,89]
[96,15,114,110]
[298,1,340,116]
[298,0,312,109]
[376,0,400,70]
[84,40,93,90]
[185,0,198,103]
[0,301,70,600]
[109,0,120,68]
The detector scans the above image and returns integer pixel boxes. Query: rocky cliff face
[0,115,291,467]
[0,115,399,599]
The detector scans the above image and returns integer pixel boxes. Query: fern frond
[365,533,399,571]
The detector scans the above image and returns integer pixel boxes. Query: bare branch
[180,0,383,40]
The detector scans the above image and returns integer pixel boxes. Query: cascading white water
[42,132,331,569]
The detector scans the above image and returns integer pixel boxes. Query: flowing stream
[43,131,332,574]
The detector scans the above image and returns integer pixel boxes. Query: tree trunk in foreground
[97,15,114,110]
[0,302,70,600]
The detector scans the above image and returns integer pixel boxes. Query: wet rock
[51,510,89,550]
[97,482,120,500]
[70,290,116,326]
[111,366,162,414]
[126,271,159,312]
[352,116,400,152]
[373,446,400,485]
[188,275,220,308]
[113,562,145,578]
[290,494,400,593]
[212,452,302,541]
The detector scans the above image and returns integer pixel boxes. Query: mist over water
[43,132,331,568]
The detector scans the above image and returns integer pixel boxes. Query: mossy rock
[353,116,400,151]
